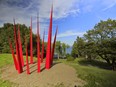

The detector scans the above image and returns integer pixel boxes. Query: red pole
[30,17,33,64]
[45,5,53,69]
[13,19,23,73]
[25,37,30,74]
[18,25,24,67]
[37,15,41,73]
[41,30,45,63]
[51,26,58,65]
[13,19,18,63]
[8,38,18,70]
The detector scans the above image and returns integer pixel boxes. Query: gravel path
[1,62,85,87]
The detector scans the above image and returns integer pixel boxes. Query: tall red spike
[51,26,58,65]
[37,14,41,73]
[25,37,30,74]
[41,30,45,63]
[13,19,23,73]
[18,25,24,67]
[8,38,18,70]
[13,19,18,61]
[30,17,33,64]
[45,5,53,69]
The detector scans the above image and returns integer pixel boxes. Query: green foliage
[55,41,70,58]
[72,19,116,70]
[71,41,78,58]
[84,19,116,70]
[71,37,85,58]
[66,55,74,61]
[0,23,42,56]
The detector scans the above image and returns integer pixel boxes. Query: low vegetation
[58,58,116,87]
[0,54,14,86]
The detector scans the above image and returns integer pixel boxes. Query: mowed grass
[0,54,14,68]
[0,54,14,87]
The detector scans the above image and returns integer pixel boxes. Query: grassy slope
[58,58,116,87]
[0,54,13,68]
[0,54,14,87]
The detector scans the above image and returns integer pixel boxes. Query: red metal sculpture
[25,37,30,74]
[41,30,45,63]
[37,15,41,73]
[45,6,53,69]
[51,26,58,65]
[10,6,58,74]
[8,39,18,70]
[30,17,33,64]
[13,19,23,73]
[18,25,24,67]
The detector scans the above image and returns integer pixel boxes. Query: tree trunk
[105,58,111,65]
[58,53,59,59]
[112,58,116,71]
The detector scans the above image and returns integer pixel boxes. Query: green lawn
[0,54,14,87]
[58,58,116,87]
[0,54,116,87]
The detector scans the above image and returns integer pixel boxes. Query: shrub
[67,56,74,61]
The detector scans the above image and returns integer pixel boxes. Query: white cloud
[0,0,80,34]
[57,30,85,38]
[78,0,116,12]
[102,0,116,11]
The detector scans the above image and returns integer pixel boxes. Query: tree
[71,36,85,58]
[55,41,62,59]
[84,19,116,70]
[71,41,78,58]
[61,43,70,58]
[0,23,42,56]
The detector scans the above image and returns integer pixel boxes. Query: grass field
[0,54,14,87]
[0,54,116,87]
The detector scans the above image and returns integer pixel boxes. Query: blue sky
[0,0,116,46]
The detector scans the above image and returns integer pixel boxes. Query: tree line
[0,23,69,58]
[71,19,116,70]
[0,23,42,56]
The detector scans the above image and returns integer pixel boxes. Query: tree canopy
[72,19,116,70]
[0,23,40,56]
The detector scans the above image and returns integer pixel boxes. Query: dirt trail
[1,62,85,87]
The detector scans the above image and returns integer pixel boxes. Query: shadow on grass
[78,59,112,70]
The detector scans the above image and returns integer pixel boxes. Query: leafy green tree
[71,41,78,58]
[62,43,66,56]
[0,23,42,57]
[55,41,62,59]
[72,36,85,58]
[84,19,116,70]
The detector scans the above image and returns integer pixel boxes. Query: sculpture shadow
[51,61,61,68]
[23,61,61,74]
[78,59,112,70]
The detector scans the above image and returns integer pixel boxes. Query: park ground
[0,54,116,87]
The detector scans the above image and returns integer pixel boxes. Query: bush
[67,56,74,61]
